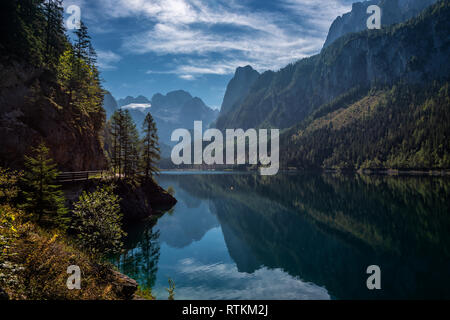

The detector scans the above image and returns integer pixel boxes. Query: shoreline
[158,168,450,176]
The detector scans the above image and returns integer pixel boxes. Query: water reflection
[115,172,450,300]
[116,226,160,291]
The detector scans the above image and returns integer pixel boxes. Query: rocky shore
[63,177,177,222]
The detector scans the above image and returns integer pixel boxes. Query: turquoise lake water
[114,172,450,300]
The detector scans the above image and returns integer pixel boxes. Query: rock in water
[111,270,138,300]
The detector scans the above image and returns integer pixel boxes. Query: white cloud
[281,0,351,32]
[81,0,352,75]
[148,58,278,77]
[147,61,240,76]
[176,62,241,75]
[153,258,331,300]
[63,0,86,10]
[179,74,195,80]
[96,50,122,70]
[121,103,151,110]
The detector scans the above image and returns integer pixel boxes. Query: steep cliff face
[218,1,450,130]
[103,91,118,120]
[216,66,260,129]
[0,61,107,171]
[219,66,260,117]
[323,0,438,48]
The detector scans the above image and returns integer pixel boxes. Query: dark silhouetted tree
[141,113,160,179]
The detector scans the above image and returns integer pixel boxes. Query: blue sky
[63,0,355,109]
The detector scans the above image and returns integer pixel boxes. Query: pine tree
[73,20,91,62]
[87,41,98,67]
[110,110,123,176]
[20,143,68,229]
[73,20,91,91]
[57,45,77,101]
[142,113,160,179]
[43,0,65,67]
[122,110,140,178]
[110,110,141,178]
[57,20,104,115]
[128,123,141,178]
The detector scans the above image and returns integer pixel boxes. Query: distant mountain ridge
[152,90,193,113]
[323,0,438,48]
[117,95,151,107]
[103,90,219,156]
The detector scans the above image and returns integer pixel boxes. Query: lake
[114,172,450,300]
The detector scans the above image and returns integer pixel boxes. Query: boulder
[111,270,138,300]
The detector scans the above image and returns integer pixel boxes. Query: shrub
[166,278,175,300]
[0,168,22,204]
[72,185,126,258]
[136,286,155,300]
[0,205,29,295]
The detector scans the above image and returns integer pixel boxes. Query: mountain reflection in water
[114,172,450,300]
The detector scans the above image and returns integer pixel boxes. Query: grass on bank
[0,208,126,300]
[0,150,152,300]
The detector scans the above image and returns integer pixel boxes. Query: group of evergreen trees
[1,0,104,123]
[57,22,103,118]
[282,81,450,170]
[1,0,65,68]
[109,110,160,179]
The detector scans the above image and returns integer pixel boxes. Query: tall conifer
[20,143,68,229]
[142,113,160,179]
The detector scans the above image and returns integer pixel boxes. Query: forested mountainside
[281,81,450,170]
[217,1,450,132]
[323,0,438,48]
[280,2,450,171]
[0,0,106,170]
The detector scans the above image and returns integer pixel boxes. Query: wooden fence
[56,171,105,183]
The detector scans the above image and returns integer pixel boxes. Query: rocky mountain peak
[323,0,438,48]
[218,65,260,119]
